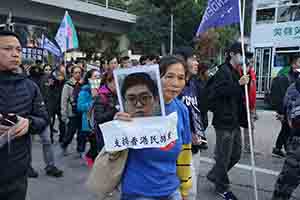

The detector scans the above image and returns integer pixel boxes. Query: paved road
[27,110,300,200]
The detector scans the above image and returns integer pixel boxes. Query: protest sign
[100,112,178,152]
[113,65,165,118]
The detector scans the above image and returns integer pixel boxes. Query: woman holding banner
[115,56,192,200]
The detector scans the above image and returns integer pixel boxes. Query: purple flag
[196,0,240,36]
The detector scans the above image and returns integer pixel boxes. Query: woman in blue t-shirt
[114,56,192,200]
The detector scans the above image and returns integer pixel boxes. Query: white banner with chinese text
[100,112,178,152]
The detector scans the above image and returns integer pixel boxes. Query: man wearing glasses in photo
[121,73,161,118]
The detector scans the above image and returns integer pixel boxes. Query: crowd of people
[1,29,300,200]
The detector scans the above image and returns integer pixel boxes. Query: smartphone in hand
[0,114,18,127]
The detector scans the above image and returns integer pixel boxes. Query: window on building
[277,5,300,22]
[256,8,276,24]
[275,48,300,68]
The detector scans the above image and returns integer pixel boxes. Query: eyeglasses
[125,93,154,106]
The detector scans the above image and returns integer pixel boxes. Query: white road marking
[199,157,280,176]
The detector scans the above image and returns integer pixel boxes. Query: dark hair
[101,72,114,86]
[198,62,209,81]
[139,55,148,65]
[291,54,300,64]
[71,65,82,74]
[225,42,244,62]
[0,30,22,44]
[159,55,188,78]
[83,69,97,85]
[107,55,119,64]
[121,56,130,62]
[148,54,158,61]
[174,47,194,61]
[121,72,158,98]
[43,64,52,71]
[246,52,254,59]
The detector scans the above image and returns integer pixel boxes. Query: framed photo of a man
[114,65,165,118]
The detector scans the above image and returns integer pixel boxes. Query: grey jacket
[61,78,77,122]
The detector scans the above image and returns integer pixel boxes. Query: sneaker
[45,166,64,178]
[272,148,286,158]
[217,191,239,200]
[28,166,39,178]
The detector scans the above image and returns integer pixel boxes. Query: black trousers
[61,116,81,151]
[207,128,242,192]
[49,109,65,143]
[0,176,27,200]
[272,136,300,200]
[86,133,98,160]
[275,120,291,151]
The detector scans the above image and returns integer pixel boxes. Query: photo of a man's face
[114,65,165,118]
[124,83,156,117]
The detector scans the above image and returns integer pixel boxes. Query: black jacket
[40,74,65,116]
[94,87,118,124]
[270,70,298,114]
[0,71,49,184]
[93,85,119,151]
[211,62,247,130]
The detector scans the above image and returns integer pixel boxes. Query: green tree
[127,0,205,55]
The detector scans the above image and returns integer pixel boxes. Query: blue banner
[42,35,62,57]
[196,0,240,36]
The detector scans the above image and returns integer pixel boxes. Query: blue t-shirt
[121,98,192,197]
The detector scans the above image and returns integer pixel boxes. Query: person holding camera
[0,31,49,200]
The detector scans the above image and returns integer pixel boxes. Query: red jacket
[239,66,257,111]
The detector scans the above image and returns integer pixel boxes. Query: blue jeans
[121,189,182,200]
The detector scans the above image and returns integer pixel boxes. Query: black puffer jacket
[93,85,119,151]
[210,62,247,130]
[40,74,65,116]
[0,71,49,184]
[270,69,298,114]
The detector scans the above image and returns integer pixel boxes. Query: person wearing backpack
[271,54,300,158]
[272,73,300,200]
[60,65,83,156]
[206,43,249,200]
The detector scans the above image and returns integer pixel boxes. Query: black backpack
[200,65,219,113]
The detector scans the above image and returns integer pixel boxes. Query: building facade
[251,0,300,96]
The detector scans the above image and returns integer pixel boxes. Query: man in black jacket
[206,43,249,200]
[0,31,49,200]
[271,54,300,157]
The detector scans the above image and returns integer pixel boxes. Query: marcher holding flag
[196,0,257,199]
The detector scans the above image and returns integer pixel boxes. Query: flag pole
[238,0,259,200]
[64,52,66,67]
